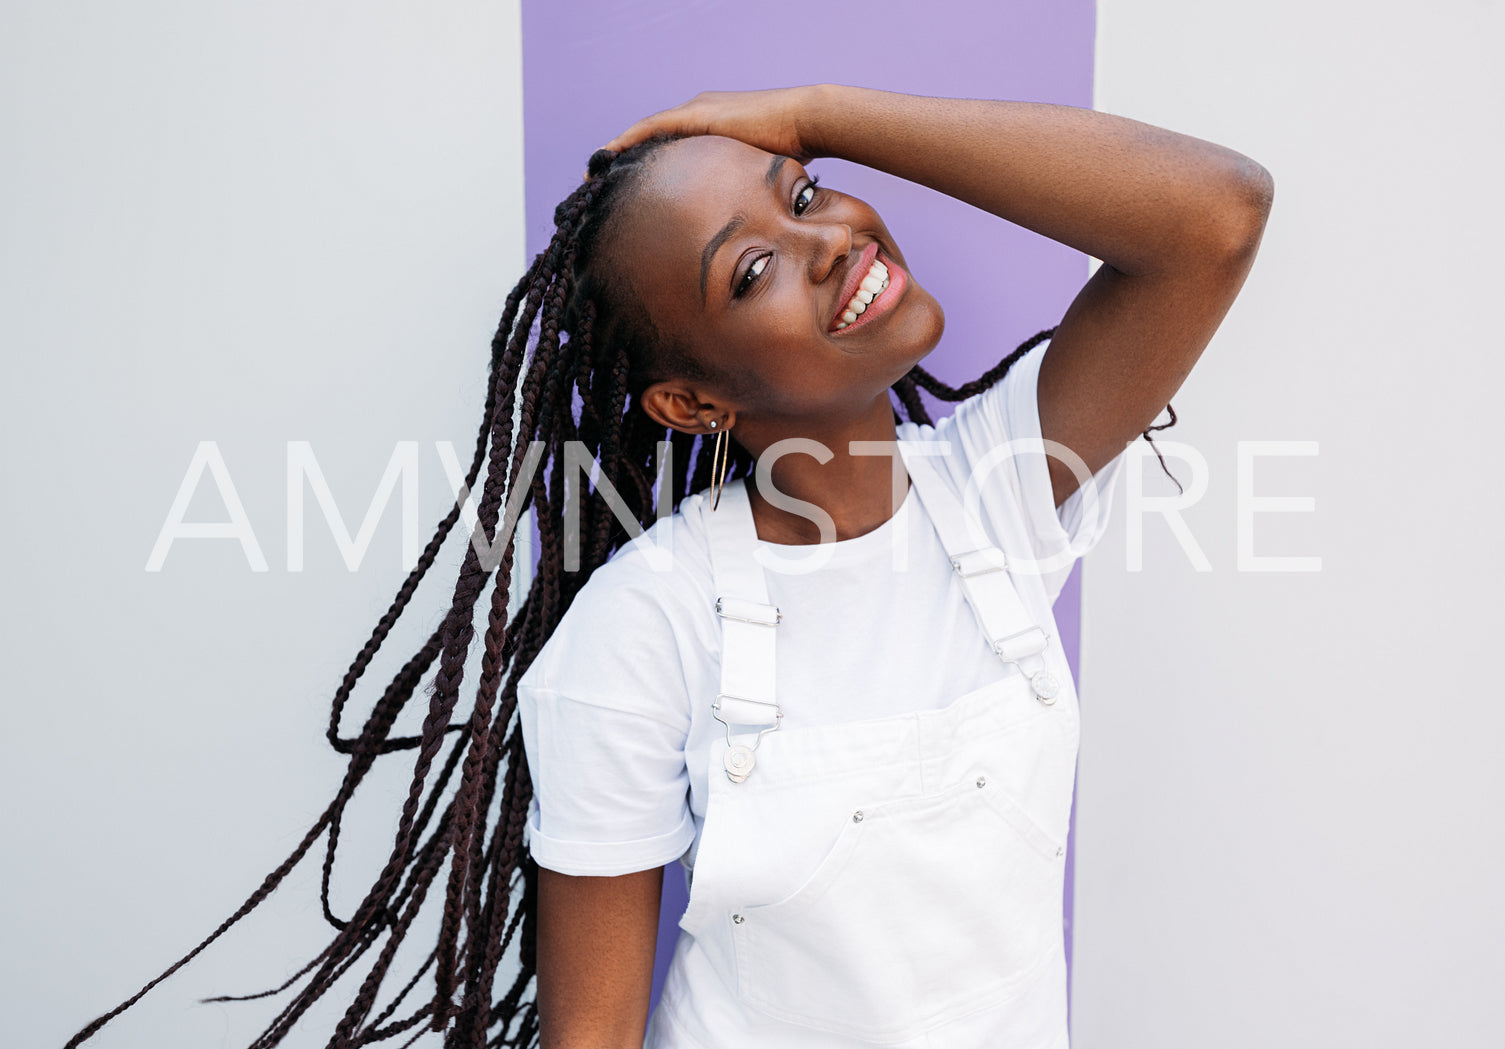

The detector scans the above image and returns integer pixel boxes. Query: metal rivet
[723,744,755,783]
[976,776,987,788]
[1032,670,1060,705]
[852,810,864,823]
[732,913,744,924]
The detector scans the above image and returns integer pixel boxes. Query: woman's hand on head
[602,86,829,163]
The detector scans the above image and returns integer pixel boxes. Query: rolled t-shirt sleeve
[949,338,1130,604]
[517,558,698,877]
[520,686,694,876]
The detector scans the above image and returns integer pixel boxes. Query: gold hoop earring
[709,421,731,511]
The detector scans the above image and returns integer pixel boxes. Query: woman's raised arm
[606,85,1274,506]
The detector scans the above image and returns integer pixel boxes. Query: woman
[66,86,1270,1049]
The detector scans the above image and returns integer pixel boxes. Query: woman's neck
[739,396,912,545]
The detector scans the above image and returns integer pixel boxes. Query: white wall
[0,3,525,1046]
[1076,2,1504,1046]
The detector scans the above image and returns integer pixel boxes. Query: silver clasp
[949,547,1009,578]
[991,627,1060,705]
[715,597,781,625]
[712,693,782,782]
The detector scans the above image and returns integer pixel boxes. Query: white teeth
[833,257,893,331]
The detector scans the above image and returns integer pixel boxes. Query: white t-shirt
[518,339,1128,877]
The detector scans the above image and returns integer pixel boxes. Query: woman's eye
[733,177,821,299]
[794,177,820,216]
[736,254,770,297]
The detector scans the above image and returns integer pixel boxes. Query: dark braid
[65,136,1179,1049]
[903,325,1180,484]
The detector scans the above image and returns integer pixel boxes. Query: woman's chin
[898,294,945,367]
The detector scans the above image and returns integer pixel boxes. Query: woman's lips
[829,242,879,329]
[830,249,907,336]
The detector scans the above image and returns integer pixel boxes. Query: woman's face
[608,135,945,435]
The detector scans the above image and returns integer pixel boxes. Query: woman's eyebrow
[701,215,745,304]
[699,155,794,304]
[765,154,789,188]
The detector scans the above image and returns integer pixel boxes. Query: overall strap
[701,478,782,781]
[900,442,1063,705]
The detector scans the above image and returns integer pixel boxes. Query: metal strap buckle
[715,597,781,626]
[991,628,1060,706]
[950,548,1009,577]
[992,627,1050,661]
[712,693,783,783]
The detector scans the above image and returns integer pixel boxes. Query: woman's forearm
[537,867,662,1049]
[802,85,1273,273]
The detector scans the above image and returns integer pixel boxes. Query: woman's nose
[805,220,853,284]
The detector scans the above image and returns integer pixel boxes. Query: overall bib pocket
[729,773,1066,1042]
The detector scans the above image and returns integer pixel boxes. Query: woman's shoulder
[896,337,1128,606]
[589,487,717,604]
[519,489,719,699]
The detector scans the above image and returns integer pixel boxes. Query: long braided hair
[65,136,1177,1049]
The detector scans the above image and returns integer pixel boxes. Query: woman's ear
[640,380,734,435]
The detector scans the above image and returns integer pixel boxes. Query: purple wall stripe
[521,0,1096,1021]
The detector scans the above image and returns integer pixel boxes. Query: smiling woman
[65,85,1269,1049]
[606,133,950,540]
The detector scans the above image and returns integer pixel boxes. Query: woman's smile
[829,246,908,335]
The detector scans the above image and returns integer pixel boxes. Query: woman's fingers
[602,104,698,153]
[600,120,654,154]
[598,88,816,160]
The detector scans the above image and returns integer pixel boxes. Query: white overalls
[645,440,1079,1049]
